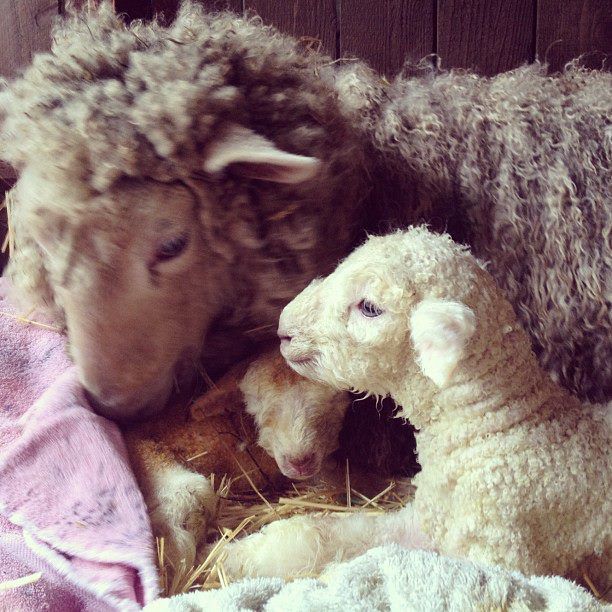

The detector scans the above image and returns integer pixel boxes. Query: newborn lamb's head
[240,353,350,480]
[279,227,502,402]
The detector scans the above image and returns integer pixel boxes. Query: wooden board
[245,0,336,57]
[0,0,59,78]
[0,1,56,177]
[340,0,435,76]
[536,0,611,72]
[115,0,152,19]
[152,0,243,24]
[437,0,535,75]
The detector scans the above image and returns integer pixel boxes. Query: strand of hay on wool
[0,310,62,332]
[1,188,14,258]
[157,465,413,597]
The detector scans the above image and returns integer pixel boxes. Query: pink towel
[0,277,160,610]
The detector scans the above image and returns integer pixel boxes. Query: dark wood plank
[245,0,336,57]
[115,0,152,19]
[0,0,60,78]
[437,0,535,75]
[536,0,611,72]
[0,1,56,178]
[152,0,242,24]
[340,0,435,76]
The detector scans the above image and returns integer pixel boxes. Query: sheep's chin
[84,376,174,422]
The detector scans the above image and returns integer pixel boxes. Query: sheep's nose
[83,388,165,423]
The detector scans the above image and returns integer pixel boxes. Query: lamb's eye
[358,299,384,318]
[155,234,189,261]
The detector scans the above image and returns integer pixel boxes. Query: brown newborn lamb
[124,350,350,569]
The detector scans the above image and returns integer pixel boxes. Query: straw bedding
[158,462,414,597]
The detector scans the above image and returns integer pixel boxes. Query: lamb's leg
[125,437,218,569]
[222,503,431,580]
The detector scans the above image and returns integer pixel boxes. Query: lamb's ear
[203,125,321,184]
[410,299,476,387]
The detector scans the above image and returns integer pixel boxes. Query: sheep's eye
[155,234,189,261]
[358,299,384,318]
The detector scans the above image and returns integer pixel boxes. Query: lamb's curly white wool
[223,226,610,582]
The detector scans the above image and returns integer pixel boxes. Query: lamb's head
[239,352,350,480]
[279,227,501,406]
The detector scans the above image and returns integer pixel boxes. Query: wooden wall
[116,0,612,76]
[0,0,609,79]
[0,0,610,271]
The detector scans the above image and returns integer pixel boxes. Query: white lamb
[222,226,611,586]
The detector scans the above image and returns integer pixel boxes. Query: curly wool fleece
[0,1,363,193]
[0,1,377,350]
[1,2,609,408]
[367,63,612,402]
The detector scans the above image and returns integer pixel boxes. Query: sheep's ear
[203,125,321,184]
[410,299,476,387]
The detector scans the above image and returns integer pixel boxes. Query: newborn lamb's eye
[358,299,384,318]
[155,234,189,262]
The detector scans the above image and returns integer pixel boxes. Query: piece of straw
[0,311,62,332]
[345,459,351,508]
[582,571,602,599]
[0,572,42,591]
[1,188,15,257]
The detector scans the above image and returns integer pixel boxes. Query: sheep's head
[279,227,487,406]
[8,128,321,421]
[240,352,350,480]
[1,5,366,420]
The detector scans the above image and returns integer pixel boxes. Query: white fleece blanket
[144,545,607,611]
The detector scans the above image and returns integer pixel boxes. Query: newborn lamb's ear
[410,299,476,387]
[203,125,321,184]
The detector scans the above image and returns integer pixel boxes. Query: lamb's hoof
[149,469,218,569]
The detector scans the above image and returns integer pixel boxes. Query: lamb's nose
[277,326,292,343]
[287,452,316,473]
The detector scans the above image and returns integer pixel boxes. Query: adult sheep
[0,2,409,421]
[363,62,612,402]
